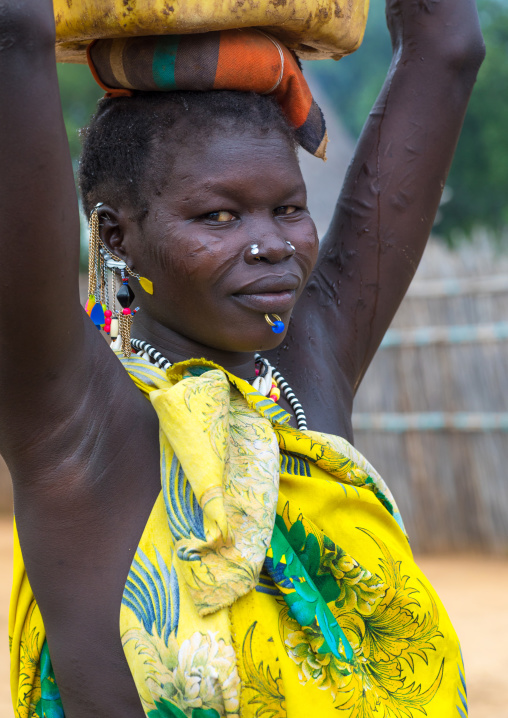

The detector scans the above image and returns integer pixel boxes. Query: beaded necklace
[129,338,308,431]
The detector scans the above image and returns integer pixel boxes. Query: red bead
[104,310,112,318]
[122,308,131,315]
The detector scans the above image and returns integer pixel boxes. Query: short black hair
[78,90,297,220]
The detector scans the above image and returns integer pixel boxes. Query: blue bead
[90,302,105,327]
[272,321,285,334]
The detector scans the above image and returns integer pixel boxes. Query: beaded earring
[86,204,153,357]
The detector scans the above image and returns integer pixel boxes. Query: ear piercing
[87,204,154,358]
[265,313,285,334]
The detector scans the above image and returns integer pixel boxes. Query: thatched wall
[353,237,508,553]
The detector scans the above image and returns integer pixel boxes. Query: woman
[0,1,484,717]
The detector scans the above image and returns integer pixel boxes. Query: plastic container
[54,0,369,63]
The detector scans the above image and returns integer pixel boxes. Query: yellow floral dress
[10,356,467,718]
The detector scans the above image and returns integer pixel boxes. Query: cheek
[169,243,212,280]
[154,233,237,293]
[296,220,319,275]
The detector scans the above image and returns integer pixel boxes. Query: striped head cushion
[87,29,328,159]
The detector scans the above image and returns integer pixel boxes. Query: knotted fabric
[87,29,328,159]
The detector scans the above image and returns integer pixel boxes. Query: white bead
[110,317,119,339]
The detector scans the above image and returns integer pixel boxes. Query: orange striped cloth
[87,29,328,159]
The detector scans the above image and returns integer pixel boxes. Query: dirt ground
[0,517,506,717]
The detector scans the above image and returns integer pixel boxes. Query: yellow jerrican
[52,0,370,64]
[10,356,467,718]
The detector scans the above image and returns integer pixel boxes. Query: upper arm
[0,3,110,452]
[306,33,484,392]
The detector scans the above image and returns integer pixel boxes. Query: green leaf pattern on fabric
[270,516,354,663]
[147,696,221,718]
[32,642,64,718]
[270,506,449,717]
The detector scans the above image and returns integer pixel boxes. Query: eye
[205,210,236,222]
[273,205,298,216]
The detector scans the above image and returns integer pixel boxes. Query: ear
[96,205,135,266]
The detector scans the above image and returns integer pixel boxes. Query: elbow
[442,32,486,78]
[0,3,55,53]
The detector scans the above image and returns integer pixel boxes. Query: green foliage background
[57,0,507,242]
[57,63,103,166]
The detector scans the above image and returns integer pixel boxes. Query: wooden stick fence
[407,273,508,297]
[353,239,508,553]
[381,321,508,347]
[353,412,508,432]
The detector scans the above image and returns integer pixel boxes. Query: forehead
[152,126,304,202]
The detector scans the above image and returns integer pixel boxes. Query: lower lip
[233,290,296,312]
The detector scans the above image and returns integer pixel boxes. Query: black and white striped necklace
[130,338,308,431]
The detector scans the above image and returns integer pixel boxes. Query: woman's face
[127,126,319,353]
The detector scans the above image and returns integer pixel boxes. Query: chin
[206,330,287,354]
[253,334,287,352]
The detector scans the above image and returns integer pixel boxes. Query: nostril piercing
[250,244,260,257]
[286,241,296,251]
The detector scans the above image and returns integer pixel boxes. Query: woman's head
[79,91,318,354]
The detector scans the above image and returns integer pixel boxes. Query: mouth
[232,288,296,313]
[232,274,300,313]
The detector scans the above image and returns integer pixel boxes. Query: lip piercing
[265,313,285,334]
[286,241,296,251]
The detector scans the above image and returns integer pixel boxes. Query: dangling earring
[265,314,285,334]
[117,269,136,357]
[86,205,106,329]
[86,204,151,358]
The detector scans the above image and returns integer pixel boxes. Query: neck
[131,316,257,381]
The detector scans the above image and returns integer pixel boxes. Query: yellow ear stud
[139,276,154,295]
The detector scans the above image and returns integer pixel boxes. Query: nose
[244,237,296,265]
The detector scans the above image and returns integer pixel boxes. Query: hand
[0,0,56,48]
[385,0,484,62]
[385,0,439,49]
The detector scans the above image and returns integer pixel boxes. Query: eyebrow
[190,179,307,202]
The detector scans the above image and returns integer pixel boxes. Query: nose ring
[286,241,296,251]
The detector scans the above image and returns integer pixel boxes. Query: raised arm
[307,0,485,392]
[0,2,110,458]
